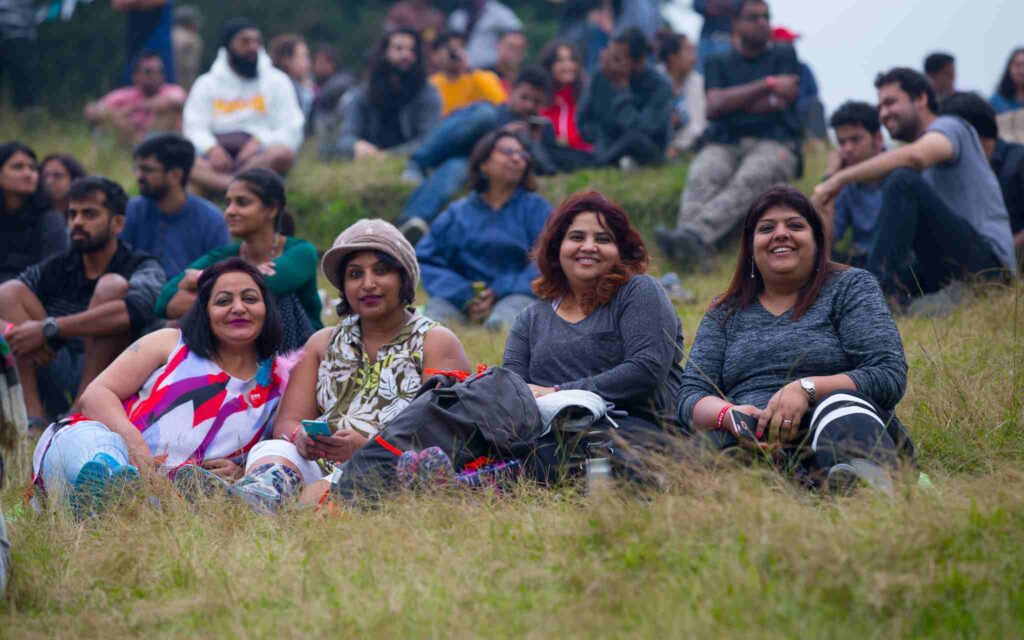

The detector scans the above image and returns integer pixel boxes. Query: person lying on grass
[31,258,287,515]
[677,185,914,493]
[174,219,472,511]
[155,168,322,352]
[501,190,686,479]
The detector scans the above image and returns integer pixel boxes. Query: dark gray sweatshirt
[502,274,685,424]
[677,267,907,428]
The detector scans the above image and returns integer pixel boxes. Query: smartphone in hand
[728,408,760,440]
[301,420,334,439]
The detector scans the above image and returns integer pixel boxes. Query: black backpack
[332,367,550,500]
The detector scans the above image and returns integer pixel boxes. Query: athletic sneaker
[400,162,425,186]
[397,217,431,248]
[825,459,894,496]
[174,464,285,515]
[71,453,139,518]
[658,272,696,305]
[653,226,717,273]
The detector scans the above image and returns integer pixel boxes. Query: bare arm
[422,326,473,373]
[55,301,130,338]
[271,328,331,441]
[814,131,954,208]
[706,80,772,120]
[165,269,202,319]
[78,329,179,467]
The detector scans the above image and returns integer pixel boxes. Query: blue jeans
[425,293,534,332]
[36,420,130,494]
[411,102,503,170]
[866,168,1004,296]
[403,102,503,224]
[402,157,470,224]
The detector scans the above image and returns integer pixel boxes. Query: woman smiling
[175,220,472,510]
[502,190,684,429]
[678,186,913,492]
[155,168,321,350]
[32,259,286,514]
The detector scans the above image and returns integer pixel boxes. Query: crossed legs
[0,274,132,420]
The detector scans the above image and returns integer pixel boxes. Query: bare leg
[0,281,47,418]
[239,145,296,176]
[299,479,330,507]
[73,274,132,407]
[189,155,234,194]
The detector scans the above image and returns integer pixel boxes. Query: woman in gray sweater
[502,190,685,428]
[678,186,913,491]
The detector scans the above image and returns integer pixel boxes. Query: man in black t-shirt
[656,0,801,271]
[0,177,164,426]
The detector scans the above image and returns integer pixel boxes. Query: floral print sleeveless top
[316,312,436,437]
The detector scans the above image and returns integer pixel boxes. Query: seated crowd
[3,0,1024,522]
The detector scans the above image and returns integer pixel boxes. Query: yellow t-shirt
[429,70,508,116]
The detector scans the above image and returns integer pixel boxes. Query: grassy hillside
[1,113,1023,638]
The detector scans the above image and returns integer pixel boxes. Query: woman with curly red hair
[502,190,685,428]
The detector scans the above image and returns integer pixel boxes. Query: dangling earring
[750,260,756,279]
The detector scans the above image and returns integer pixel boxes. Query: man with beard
[183,18,305,193]
[84,50,187,143]
[324,29,441,161]
[121,134,229,279]
[813,68,1016,314]
[0,177,164,426]
[655,0,802,272]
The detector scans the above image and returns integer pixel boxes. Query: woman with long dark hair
[991,48,1024,115]
[32,259,287,515]
[0,142,67,283]
[155,167,322,350]
[325,28,442,160]
[39,153,87,216]
[678,186,913,492]
[502,189,684,428]
[417,127,552,332]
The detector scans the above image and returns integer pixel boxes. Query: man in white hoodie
[183,18,305,193]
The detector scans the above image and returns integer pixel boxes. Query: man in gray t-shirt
[813,67,1015,300]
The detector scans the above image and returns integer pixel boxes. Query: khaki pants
[676,138,798,244]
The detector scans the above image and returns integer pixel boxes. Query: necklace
[241,232,281,264]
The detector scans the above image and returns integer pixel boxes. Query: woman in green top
[155,168,322,350]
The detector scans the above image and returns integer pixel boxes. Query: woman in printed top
[174,219,472,511]
[502,190,685,432]
[416,128,552,333]
[155,168,322,351]
[537,40,595,171]
[32,259,286,514]
[677,186,913,493]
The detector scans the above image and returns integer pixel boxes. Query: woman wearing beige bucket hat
[173,219,472,510]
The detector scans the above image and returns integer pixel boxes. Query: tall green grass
[2,114,1023,638]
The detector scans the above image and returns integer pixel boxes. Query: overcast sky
[663,0,1024,116]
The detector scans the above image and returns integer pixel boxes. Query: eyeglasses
[496,145,530,161]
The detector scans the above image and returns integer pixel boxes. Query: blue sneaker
[71,453,138,518]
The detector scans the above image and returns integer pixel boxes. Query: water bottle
[585,457,613,495]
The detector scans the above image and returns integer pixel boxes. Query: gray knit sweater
[503,274,685,424]
[677,267,907,428]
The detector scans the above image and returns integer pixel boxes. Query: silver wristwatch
[42,316,60,341]
[799,378,816,404]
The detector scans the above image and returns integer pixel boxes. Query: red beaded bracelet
[716,404,734,431]
[290,426,302,443]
